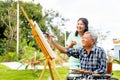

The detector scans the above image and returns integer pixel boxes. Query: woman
[66,18,89,78]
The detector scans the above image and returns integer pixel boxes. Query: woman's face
[76,20,86,32]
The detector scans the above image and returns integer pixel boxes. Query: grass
[112,70,120,80]
[0,64,120,80]
[0,64,69,80]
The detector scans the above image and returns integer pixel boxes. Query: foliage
[0,39,5,55]
[19,39,45,72]
[113,59,120,64]
[19,1,47,45]
[0,1,17,53]
[0,39,18,62]
[66,31,70,40]
[0,1,46,63]
[51,26,65,46]
[43,9,69,46]
[0,0,46,54]
[0,0,69,65]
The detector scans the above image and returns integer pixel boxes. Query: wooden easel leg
[49,59,62,80]
[39,59,48,80]
[48,60,54,80]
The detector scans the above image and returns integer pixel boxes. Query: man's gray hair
[84,31,98,44]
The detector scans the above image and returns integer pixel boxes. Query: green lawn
[0,64,120,80]
[0,64,69,80]
[112,70,120,80]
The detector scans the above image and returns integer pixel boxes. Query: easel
[20,7,62,80]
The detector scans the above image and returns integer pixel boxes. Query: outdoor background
[0,0,120,80]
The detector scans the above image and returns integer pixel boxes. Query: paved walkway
[0,62,61,70]
[112,63,120,70]
[0,62,120,70]
[61,62,120,71]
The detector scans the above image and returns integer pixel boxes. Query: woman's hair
[75,18,89,36]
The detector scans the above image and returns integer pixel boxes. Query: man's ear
[91,39,95,44]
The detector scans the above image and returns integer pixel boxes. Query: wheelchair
[66,72,118,80]
[66,62,118,80]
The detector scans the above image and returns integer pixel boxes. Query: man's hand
[83,70,90,74]
[72,69,84,74]
[72,69,90,74]
[45,34,53,43]
[46,33,67,53]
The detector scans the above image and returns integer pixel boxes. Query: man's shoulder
[92,46,105,52]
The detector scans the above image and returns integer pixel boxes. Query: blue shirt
[66,46,107,78]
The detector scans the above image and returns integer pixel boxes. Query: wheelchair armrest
[92,73,112,77]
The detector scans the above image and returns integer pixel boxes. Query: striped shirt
[66,46,107,78]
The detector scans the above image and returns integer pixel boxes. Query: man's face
[82,33,94,48]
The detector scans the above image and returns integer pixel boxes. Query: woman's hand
[66,40,77,48]
[71,40,77,46]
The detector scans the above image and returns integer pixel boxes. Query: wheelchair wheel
[110,78,119,80]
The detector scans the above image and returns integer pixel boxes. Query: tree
[0,1,46,54]
[19,1,47,51]
[43,9,69,46]
[0,0,69,64]
[0,1,17,54]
